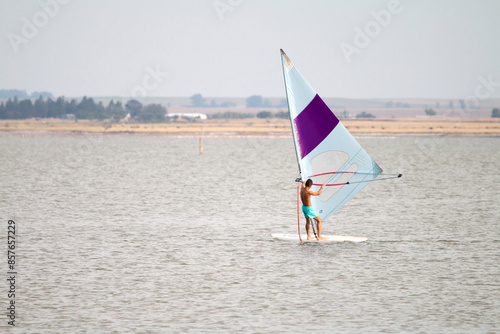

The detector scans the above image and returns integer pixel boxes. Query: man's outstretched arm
[309,184,326,196]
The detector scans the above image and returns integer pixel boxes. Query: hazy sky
[1,0,499,99]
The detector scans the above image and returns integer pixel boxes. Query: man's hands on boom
[307,183,326,196]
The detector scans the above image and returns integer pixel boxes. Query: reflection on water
[1,134,499,333]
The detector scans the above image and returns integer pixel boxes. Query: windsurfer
[300,179,326,240]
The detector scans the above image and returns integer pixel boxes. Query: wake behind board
[272,233,367,243]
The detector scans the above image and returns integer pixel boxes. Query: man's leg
[305,217,313,240]
[314,216,326,240]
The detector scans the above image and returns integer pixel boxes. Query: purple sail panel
[293,94,339,159]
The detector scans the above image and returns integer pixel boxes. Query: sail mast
[280,49,301,176]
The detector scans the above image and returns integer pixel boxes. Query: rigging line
[319,167,388,218]
[344,175,402,185]
[307,171,401,177]
[299,174,402,187]
[295,178,346,187]
[327,163,378,214]
[307,146,365,179]
[297,184,302,242]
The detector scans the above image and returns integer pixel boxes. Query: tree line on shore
[0,95,291,122]
[0,95,374,122]
[2,95,498,121]
[0,96,167,123]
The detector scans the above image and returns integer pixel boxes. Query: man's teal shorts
[302,206,318,218]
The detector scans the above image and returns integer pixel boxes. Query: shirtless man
[300,179,326,240]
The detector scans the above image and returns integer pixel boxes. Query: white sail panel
[281,49,382,220]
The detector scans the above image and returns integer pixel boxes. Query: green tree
[492,108,500,118]
[13,97,20,117]
[356,111,375,118]
[257,110,272,118]
[262,99,272,107]
[125,99,143,119]
[459,99,466,109]
[34,96,48,118]
[19,99,34,119]
[425,108,437,116]
[246,95,263,108]
[46,98,57,118]
[49,97,66,118]
[190,94,206,107]
[274,110,289,119]
[0,102,5,119]
[75,97,98,119]
[106,100,126,122]
[95,102,106,120]
[339,110,350,118]
[65,99,78,117]
[135,104,167,122]
[5,97,20,119]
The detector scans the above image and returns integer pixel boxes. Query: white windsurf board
[272,233,367,243]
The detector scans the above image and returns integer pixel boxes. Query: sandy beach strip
[1,118,499,136]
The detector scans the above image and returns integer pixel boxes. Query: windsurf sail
[280,49,400,221]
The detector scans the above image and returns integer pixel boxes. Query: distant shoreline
[1,118,499,137]
[2,132,499,139]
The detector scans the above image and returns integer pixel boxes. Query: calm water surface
[1,133,499,333]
